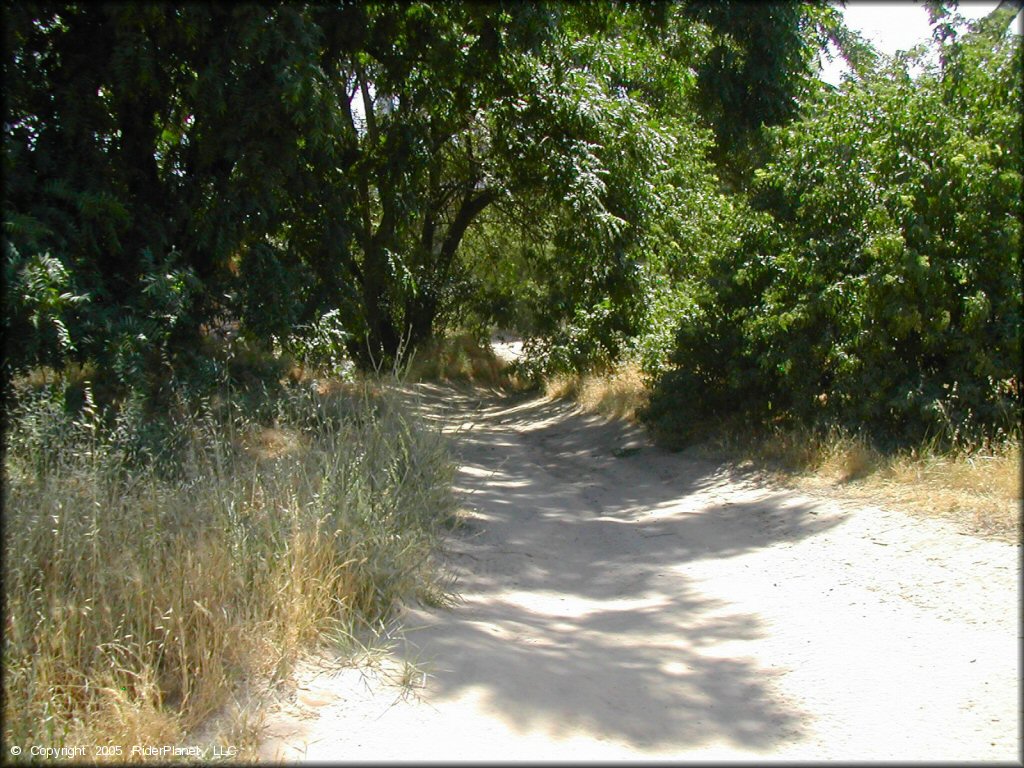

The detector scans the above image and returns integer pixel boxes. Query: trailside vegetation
[6,4,1017,449]
[641,4,1021,449]
[4,1,824,384]
[3,374,456,750]
[2,0,1021,753]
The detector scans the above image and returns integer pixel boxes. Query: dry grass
[3,377,456,761]
[544,363,648,422]
[714,427,1021,542]
[838,443,1020,540]
[405,333,511,388]
[547,366,1020,541]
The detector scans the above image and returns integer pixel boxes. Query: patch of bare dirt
[258,384,1021,763]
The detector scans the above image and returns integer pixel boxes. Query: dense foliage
[4,1,1019,447]
[3,1,819,380]
[641,5,1022,448]
[457,2,832,374]
[4,6,328,386]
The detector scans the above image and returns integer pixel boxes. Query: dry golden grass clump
[860,443,1020,540]
[545,365,1020,541]
[715,427,1021,542]
[405,333,511,387]
[544,363,648,422]
[3,377,456,760]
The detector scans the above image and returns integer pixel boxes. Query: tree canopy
[4,2,819,370]
[641,2,1022,448]
[4,1,1019,447]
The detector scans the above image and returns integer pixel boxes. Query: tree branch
[355,62,378,144]
[339,68,374,248]
[439,187,498,269]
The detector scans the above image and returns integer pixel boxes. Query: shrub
[643,13,1022,450]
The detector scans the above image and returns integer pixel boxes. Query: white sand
[259,384,1021,763]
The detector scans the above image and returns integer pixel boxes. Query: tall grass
[404,333,511,388]
[544,363,648,421]
[3,376,455,759]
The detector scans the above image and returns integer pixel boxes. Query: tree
[425,1,826,373]
[642,3,1022,447]
[4,3,337,386]
[4,1,825,383]
[297,2,669,367]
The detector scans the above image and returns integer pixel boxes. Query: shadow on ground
[394,383,843,752]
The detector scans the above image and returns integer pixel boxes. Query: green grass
[3,374,456,761]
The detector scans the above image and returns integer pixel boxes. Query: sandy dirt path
[259,384,1020,762]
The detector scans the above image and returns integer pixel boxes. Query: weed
[2,374,456,758]
[544,363,648,422]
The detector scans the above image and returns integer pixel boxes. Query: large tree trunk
[399,187,499,354]
[353,237,401,370]
[406,292,439,350]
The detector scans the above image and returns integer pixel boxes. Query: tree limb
[439,187,498,269]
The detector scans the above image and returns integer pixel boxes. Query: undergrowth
[2,373,456,761]
[543,363,648,422]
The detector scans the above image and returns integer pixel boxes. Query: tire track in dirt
[258,383,1020,762]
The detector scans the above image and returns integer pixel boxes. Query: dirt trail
[259,384,1020,762]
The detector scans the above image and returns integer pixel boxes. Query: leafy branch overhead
[4,2,810,368]
[4,1,1020,446]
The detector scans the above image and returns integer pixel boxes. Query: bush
[275,308,355,380]
[643,13,1022,450]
